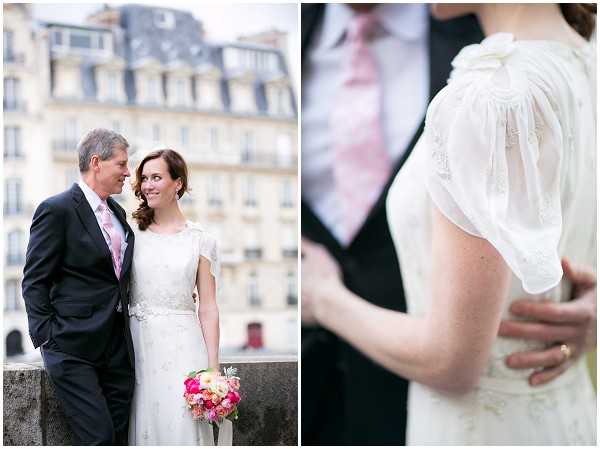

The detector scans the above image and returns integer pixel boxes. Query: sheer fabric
[387,33,596,444]
[128,222,232,445]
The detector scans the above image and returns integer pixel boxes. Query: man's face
[97,146,130,195]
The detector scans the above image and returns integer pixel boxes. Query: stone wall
[3,359,297,446]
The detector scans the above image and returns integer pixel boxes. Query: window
[282,226,297,258]
[4,279,20,311]
[4,179,22,215]
[4,77,19,110]
[287,271,297,305]
[51,29,63,46]
[108,72,118,101]
[70,32,92,49]
[208,174,222,206]
[4,30,14,61]
[180,126,189,147]
[247,271,260,306]
[244,175,257,207]
[244,226,261,259]
[154,10,175,29]
[147,76,160,104]
[7,230,23,265]
[4,127,22,159]
[241,131,255,163]
[281,178,294,208]
[176,79,186,105]
[276,87,287,115]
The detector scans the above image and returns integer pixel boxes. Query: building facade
[3,4,298,360]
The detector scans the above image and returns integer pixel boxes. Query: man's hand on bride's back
[499,258,596,387]
[301,237,343,326]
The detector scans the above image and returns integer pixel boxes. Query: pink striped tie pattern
[331,12,391,243]
[99,201,122,278]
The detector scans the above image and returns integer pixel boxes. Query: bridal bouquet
[183,366,241,424]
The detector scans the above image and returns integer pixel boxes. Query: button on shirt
[301,3,430,245]
[78,180,128,268]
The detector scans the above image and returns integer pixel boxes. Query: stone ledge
[3,360,297,446]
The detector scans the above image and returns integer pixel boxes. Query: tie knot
[347,13,379,43]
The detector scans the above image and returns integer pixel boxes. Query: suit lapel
[107,197,134,279]
[72,184,113,264]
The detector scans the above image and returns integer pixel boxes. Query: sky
[31,2,299,87]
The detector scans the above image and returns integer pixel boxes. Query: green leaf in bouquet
[224,366,238,378]
[187,371,197,378]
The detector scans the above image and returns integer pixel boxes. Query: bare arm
[305,208,511,394]
[196,256,220,371]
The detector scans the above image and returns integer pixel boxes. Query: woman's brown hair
[560,4,596,40]
[132,149,189,230]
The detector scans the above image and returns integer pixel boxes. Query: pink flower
[227,377,240,390]
[216,405,227,417]
[185,378,200,394]
[207,409,217,422]
[226,391,241,404]
[204,400,214,409]
[220,398,231,409]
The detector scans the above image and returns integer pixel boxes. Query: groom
[22,128,135,445]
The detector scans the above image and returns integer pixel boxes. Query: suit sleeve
[21,201,65,348]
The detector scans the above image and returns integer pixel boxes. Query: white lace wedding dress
[387,33,596,445]
[128,221,232,445]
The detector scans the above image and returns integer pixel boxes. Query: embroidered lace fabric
[387,33,596,444]
[128,221,231,445]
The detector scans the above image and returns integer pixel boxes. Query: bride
[302,3,596,444]
[127,149,232,445]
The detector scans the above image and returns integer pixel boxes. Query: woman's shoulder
[186,221,217,244]
[437,33,532,107]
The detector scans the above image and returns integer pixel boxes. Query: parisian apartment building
[3,4,298,360]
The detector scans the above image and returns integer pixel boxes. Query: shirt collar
[78,179,106,213]
[318,3,429,50]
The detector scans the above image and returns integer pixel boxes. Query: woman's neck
[151,202,186,229]
[476,3,585,47]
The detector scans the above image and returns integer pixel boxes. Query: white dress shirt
[301,3,430,245]
[78,180,128,265]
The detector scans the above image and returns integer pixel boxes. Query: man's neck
[81,176,109,201]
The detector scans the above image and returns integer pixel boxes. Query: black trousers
[41,312,135,445]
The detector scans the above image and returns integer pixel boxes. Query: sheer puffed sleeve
[199,231,220,287]
[189,222,221,291]
[424,33,564,294]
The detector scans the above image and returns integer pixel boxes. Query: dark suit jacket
[22,183,135,364]
[301,4,483,445]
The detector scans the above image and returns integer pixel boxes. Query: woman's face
[430,4,479,21]
[140,157,182,210]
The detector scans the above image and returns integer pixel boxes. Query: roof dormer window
[154,10,175,29]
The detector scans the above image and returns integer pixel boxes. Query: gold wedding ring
[560,344,572,360]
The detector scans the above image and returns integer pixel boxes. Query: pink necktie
[331,12,391,243]
[99,201,121,278]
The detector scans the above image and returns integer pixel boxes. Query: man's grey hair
[78,128,129,172]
